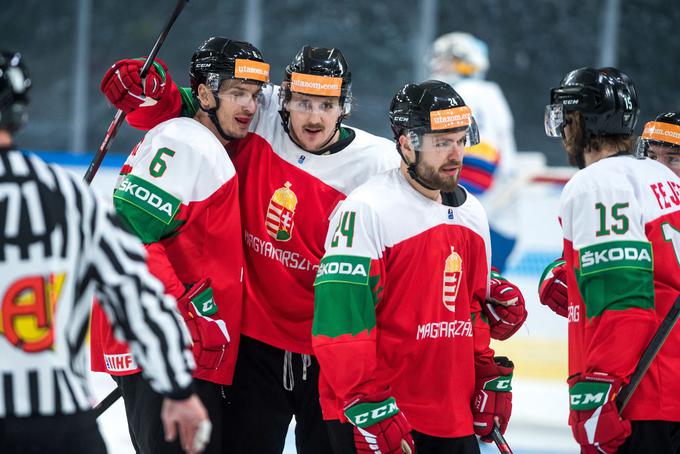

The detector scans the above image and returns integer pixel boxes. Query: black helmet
[189,37,269,97]
[388,80,479,189]
[282,46,351,105]
[389,80,478,138]
[635,112,680,158]
[0,50,31,133]
[545,66,639,139]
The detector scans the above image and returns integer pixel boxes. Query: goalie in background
[428,32,519,272]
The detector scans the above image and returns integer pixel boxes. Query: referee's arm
[86,191,195,399]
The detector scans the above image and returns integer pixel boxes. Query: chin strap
[200,94,236,142]
[396,142,439,191]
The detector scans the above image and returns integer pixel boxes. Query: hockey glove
[483,269,527,340]
[472,356,513,441]
[538,258,568,318]
[568,373,631,454]
[101,57,170,112]
[177,278,230,370]
[344,391,414,454]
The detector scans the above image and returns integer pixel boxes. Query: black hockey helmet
[0,50,31,133]
[189,37,269,142]
[189,37,269,97]
[635,112,680,158]
[389,80,479,147]
[282,46,352,105]
[545,66,639,139]
[388,80,479,189]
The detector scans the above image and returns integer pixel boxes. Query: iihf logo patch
[298,155,306,164]
[448,208,454,220]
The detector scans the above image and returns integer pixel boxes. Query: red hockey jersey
[124,83,399,354]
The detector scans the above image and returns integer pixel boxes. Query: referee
[0,51,209,453]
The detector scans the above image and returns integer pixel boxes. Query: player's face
[561,112,582,166]
[214,80,262,139]
[414,130,467,191]
[287,92,342,152]
[648,144,680,177]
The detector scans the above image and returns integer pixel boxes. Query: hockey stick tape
[193,419,212,452]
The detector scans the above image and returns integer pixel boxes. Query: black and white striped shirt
[0,148,195,418]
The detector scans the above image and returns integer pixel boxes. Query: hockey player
[0,50,209,454]
[90,38,269,453]
[636,112,680,178]
[99,44,398,453]
[544,67,680,453]
[313,80,515,454]
[539,111,680,319]
[428,32,519,271]
[101,44,526,452]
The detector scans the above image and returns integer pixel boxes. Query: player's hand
[484,269,527,340]
[538,258,568,318]
[177,278,230,370]
[100,57,170,112]
[472,356,513,441]
[568,373,631,453]
[161,394,211,454]
[344,391,414,454]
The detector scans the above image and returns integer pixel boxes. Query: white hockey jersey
[560,155,680,421]
[312,168,495,436]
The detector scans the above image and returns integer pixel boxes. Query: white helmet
[428,32,489,79]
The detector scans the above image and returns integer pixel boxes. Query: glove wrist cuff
[539,258,566,284]
[344,397,399,428]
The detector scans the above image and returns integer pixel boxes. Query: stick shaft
[616,295,680,413]
[83,0,189,184]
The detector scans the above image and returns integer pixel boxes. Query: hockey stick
[615,294,680,413]
[490,422,513,454]
[93,386,122,419]
[91,0,189,419]
[83,0,189,184]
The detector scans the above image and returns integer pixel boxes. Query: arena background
[3,0,679,452]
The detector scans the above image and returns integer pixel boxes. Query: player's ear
[197,84,216,110]
[399,134,415,161]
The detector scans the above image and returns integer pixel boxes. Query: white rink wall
[37,151,577,453]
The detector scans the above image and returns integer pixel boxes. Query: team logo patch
[265,182,298,241]
[442,247,463,312]
[0,273,65,352]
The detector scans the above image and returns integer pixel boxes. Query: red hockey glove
[100,57,170,113]
[484,269,527,340]
[177,278,229,370]
[538,258,568,318]
[568,373,631,454]
[473,356,513,441]
[344,391,414,454]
